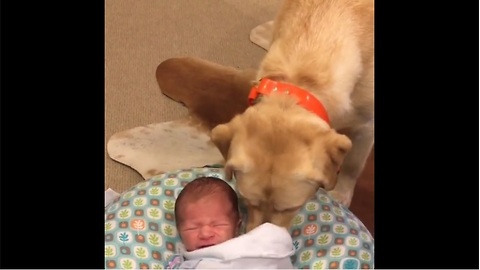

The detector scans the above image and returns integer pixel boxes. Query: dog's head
[210,95,351,232]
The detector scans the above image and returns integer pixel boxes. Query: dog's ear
[211,123,234,180]
[326,132,352,168]
[210,123,234,159]
[211,125,254,182]
[223,149,254,181]
[308,131,352,190]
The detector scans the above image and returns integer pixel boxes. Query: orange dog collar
[248,78,330,125]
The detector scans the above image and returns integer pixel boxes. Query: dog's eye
[242,197,260,208]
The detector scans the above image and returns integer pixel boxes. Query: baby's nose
[198,225,214,239]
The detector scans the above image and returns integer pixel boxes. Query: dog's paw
[327,189,354,208]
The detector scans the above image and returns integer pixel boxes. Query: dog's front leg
[328,121,374,207]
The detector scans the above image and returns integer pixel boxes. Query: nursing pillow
[105,167,374,269]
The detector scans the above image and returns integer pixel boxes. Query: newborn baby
[167,177,294,269]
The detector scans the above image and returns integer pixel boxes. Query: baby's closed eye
[183,227,199,231]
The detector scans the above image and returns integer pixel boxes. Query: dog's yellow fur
[211,0,374,231]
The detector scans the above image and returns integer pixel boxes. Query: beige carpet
[105,0,283,193]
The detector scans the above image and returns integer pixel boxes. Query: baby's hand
[166,254,184,269]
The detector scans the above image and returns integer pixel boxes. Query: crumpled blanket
[168,223,295,269]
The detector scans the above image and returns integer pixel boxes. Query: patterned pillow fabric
[105,167,374,269]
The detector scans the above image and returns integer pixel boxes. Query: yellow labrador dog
[211,0,374,232]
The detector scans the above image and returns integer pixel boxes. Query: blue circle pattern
[105,167,374,269]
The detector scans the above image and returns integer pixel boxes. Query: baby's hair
[174,177,240,225]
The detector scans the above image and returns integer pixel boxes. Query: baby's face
[178,193,239,251]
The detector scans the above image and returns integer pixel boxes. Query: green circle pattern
[105,167,374,269]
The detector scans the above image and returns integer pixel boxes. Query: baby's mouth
[198,244,214,249]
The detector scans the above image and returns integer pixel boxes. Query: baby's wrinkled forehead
[187,192,233,208]
[176,195,237,228]
[178,192,234,215]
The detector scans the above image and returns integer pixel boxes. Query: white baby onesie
[175,222,295,269]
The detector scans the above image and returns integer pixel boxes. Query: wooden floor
[348,148,374,237]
